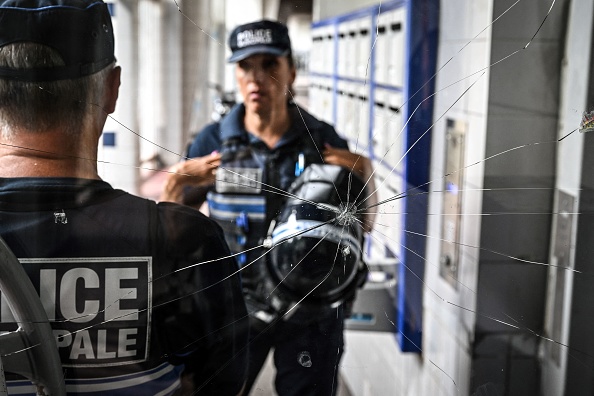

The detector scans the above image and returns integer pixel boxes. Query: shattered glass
[2,0,593,395]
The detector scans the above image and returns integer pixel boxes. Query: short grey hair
[0,42,113,137]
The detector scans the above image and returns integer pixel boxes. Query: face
[235,53,296,114]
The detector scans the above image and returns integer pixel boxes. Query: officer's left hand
[322,144,369,180]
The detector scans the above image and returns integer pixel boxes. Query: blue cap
[228,20,291,63]
[0,0,115,81]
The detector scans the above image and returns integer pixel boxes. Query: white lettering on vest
[61,268,100,323]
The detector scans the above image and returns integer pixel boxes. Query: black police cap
[0,0,115,82]
[228,19,291,63]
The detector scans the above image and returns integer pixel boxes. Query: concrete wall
[538,0,593,394]
[473,1,570,394]
[557,2,594,393]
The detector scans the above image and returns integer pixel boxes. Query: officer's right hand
[159,152,221,203]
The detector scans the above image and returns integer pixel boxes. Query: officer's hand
[322,144,369,180]
[160,152,221,203]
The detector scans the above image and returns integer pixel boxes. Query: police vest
[206,133,325,293]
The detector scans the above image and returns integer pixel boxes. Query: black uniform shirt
[0,177,248,395]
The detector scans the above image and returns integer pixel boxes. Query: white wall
[424,1,493,394]
[137,0,166,165]
[100,0,216,196]
[99,0,139,193]
[224,0,265,94]
[313,0,377,21]
[181,0,217,142]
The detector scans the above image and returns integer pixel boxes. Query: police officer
[161,20,374,396]
[0,1,248,394]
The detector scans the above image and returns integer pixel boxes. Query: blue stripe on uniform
[7,363,183,396]
[207,193,266,221]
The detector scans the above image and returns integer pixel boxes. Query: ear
[104,66,121,114]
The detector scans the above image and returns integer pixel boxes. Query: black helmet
[267,164,367,308]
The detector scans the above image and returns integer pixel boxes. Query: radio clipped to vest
[207,134,324,269]
[207,138,268,269]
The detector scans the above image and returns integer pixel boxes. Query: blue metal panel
[397,0,440,352]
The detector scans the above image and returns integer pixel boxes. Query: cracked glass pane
[0,0,592,395]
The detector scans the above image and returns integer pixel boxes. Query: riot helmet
[267,164,368,308]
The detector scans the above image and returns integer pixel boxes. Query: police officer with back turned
[0,1,248,394]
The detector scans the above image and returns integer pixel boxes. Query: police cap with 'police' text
[228,19,292,63]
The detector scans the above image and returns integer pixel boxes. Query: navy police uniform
[0,177,249,395]
[187,102,348,396]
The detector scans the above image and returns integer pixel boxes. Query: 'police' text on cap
[228,20,292,63]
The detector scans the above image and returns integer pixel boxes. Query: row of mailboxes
[372,88,404,173]
[336,16,372,80]
[308,2,408,338]
[309,6,407,171]
[335,80,370,151]
[308,83,405,172]
[308,0,439,353]
[310,7,406,86]
[310,26,335,76]
[375,7,406,87]
[307,76,333,125]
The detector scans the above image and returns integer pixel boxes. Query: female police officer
[161,20,374,396]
